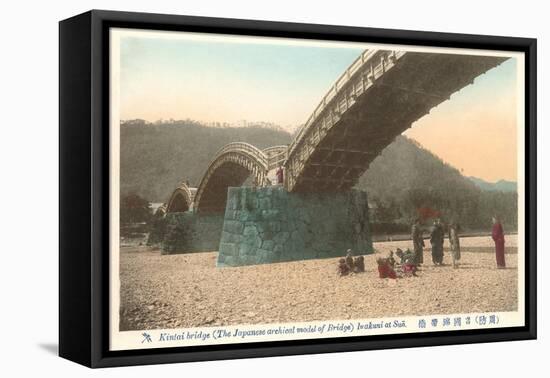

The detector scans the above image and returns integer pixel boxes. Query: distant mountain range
[468,177,517,192]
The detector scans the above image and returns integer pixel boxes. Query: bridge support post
[217,186,373,267]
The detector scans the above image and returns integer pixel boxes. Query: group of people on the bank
[412,216,506,269]
[412,217,462,269]
[337,249,365,276]
[374,248,419,279]
[337,216,507,278]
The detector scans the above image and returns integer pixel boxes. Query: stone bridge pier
[217,186,372,267]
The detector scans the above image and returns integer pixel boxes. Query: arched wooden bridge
[192,142,271,213]
[166,183,196,213]
[167,49,508,213]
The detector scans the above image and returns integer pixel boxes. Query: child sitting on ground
[353,255,365,273]
[376,257,398,279]
[337,258,350,276]
[345,249,355,272]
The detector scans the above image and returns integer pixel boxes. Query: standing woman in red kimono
[492,216,506,268]
[276,166,284,185]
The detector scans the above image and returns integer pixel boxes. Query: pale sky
[119,33,519,182]
[120,35,362,128]
[404,59,518,182]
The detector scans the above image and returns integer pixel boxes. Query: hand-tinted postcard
[109,28,525,351]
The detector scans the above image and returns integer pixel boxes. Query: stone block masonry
[161,212,224,254]
[217,186,372,267]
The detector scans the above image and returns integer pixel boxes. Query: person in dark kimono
[387,251,396,269]
[430,218,444,265]
[448,222,461,269]
[411,218,424,265]
[492,216,506,268]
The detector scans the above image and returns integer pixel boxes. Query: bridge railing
[263,145,289,170]
[288,50,379,158]
[211,142,269,168]
[263,145,288,155]
[267,153,287,170]
[286,49,390,161]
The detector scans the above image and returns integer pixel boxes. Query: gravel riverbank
[119,235,518,331]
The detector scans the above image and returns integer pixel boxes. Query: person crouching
[376,257,397,279]
[337,258,350,276]
[395,248,418,277]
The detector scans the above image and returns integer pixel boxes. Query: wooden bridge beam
[316,147,378,155]
[308,162,366,170]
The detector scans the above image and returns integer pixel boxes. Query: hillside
[356,137,517,230]
[120,119,292,202]
[120,120,517,230]
[357,136,479,200]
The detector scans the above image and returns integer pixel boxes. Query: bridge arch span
[166,183,195,213]
[284,49,507,192]
[193,142,270,213]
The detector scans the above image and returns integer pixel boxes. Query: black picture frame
[59,9,537,368]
